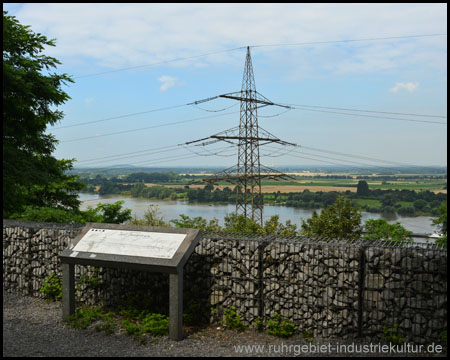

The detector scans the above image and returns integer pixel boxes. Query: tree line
[90,178,446,217]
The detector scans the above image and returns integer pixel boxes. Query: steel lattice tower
[185,47,295,225]
[236,47,263,222]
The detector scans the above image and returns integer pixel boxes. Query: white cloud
[4,3,446,76]
[158,75,184,91]
[389,82,419,93]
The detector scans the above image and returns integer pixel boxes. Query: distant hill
[69,164,446,177]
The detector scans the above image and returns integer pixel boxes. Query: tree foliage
[127,205,170,227]
[9,201,133,224]
[363,218,413,243]
[432,200,447,247]
[170,214,222,232]
[356,180,370,196]
[94,201,132,224]
[3,11,83,217]
[300,196,362,240]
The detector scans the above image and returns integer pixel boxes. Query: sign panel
[60,223,200,341]
[72,228,186,259]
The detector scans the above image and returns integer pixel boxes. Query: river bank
[78,193,438,237]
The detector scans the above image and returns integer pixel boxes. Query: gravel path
[3,291,447,357]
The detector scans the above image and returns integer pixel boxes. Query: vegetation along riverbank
[78,171,446,218]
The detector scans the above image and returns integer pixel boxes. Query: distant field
[146,183,357,193]
[138,177,447,194]
[259,185,357,193]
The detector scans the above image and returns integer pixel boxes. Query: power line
[190,102,239,113]
[279,103,446,119]
[60,110,240,143]
[263,143,446,173]
[258,107,293,118]
[98,154,202,169]
[72,33,446,80]
[53,95,240,130]
[75,143,236,170]
[74,47,246,79]
[265,145,402,173]
[79,143,236,166]
[299,145,445,171]
[289,106,446,125]
[130,144,235,166]
[76,138,445,172]
[52,103,189,130]
[77,146,182,166]
[52,100,446,131]
[292,149,414,173]
[251,33,447,48]
[76,144,178,163]
[278,150,376,172]
[182,144,236,157]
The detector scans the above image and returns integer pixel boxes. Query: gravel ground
[3,291,447,357]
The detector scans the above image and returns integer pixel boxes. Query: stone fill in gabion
[3,220,447,345]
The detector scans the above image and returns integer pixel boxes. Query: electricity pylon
[185,46,295,225]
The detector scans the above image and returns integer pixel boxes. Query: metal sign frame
[59,223,201,341]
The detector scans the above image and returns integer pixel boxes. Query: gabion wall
[3,220,447,344]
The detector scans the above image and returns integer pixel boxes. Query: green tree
[127,205,169,227]
[3,11,83,217]
[94,201,132,224]
[9,201,132,224]
[413,199,427,211]
[223,213,263,234]
[203,183,214,192]
[9,205,97,224]
[170,214,222,232]
[432,200,447,247]
[363,218,413,243]
[300,196,362,240]
[263,215,298,236]
[356,180,370,196]
[381,194,395,207]
[322,192,338,207]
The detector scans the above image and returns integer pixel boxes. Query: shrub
[254,316,264,332]
[382,324,405,344]
[381,205,396,214]
[94,312,116,335]
[266,313,296,338]
[69,306,104,329]
[141,313,169,336]
[223,306,245,331]
[40,273,62,301]
[121,319,146,344]
[77,268,103,290]
[303,329,314,343]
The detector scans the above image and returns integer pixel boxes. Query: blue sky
[4,3,447,169]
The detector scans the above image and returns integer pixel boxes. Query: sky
[4,3,447,170]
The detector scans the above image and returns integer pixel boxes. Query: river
[78,193,437,236]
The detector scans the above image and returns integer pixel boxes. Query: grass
[353,199,382,207]
[370,183,446,191]
[396,201,414,207]
[258,178,445,192]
